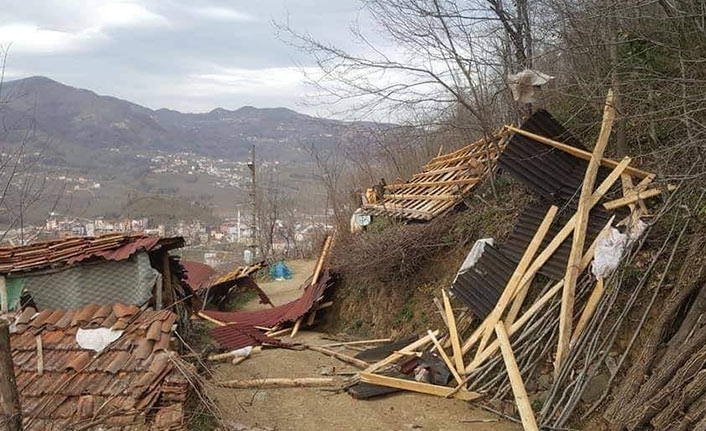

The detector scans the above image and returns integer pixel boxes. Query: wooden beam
[442,289,464,373]
[475,205,558,361]
[322,338,392,348]
[35,335,43,376]
[306,345,369,369]
[383,193,458,201]
[365,330,439,373]
[427,330,463,385]
[384,178,480,189]
[495,322,539,431]
[0,277,7,314]
[505,125,652,179]
[0,320,22,431]
[602,185,675,210]
[571,277,605,347]
[215,377,338,389]
[413,164,481,178]
[161,252,174,306]
[557,89,616,374]
[362,204,435,219]
[358,372,481,401]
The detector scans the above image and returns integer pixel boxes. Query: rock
[581,372,610,404]
[404,424,422,429]
[318,365,335,375]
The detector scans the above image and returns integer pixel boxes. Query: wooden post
[154,274,163,311]
[161,252,174,307]
[0,320,22,431]
[35,336,43,377]
[441,289,464,373]
[495,322,539,431]
[556,89,616,374]
[571,277,605,347]
[0,277,8,315]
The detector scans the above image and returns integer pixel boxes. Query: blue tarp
[270,261,293,280]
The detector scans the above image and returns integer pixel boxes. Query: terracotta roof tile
[10,302,190,431]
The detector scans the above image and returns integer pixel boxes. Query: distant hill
[0,76,385,161]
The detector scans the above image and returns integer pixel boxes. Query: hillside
[1,76,381,162]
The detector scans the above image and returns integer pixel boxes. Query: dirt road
[206,259,520,431]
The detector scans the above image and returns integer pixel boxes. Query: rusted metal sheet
[10,303,189,430]
[181,260,217,290]
[0,234,184,275]
[204,272,333,349]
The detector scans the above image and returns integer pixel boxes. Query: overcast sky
[0,0,373,116]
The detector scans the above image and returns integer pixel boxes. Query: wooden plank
[365,330,439,373]
[384,178,480,189]
[570,277,605,347]
[474,205,558,361]
[383,193,457,201]
[505,125,652,179]
[321,338,392,348]
[0,276,7,314]
[36,335,44,376]
[161,252,174,306]
[293,234,333,338]
[602,185,675,210]
[495,322,539,431]
[0,320,22,431]
[358,372,481,401]
[442,289,464,373]
[307,345,369,369]
[427,330,463,385]
[362,205,435,219]
[413,164,481,178]
[463,216,614,373]
[557,89,616,374]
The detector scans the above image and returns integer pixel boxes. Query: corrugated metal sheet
[450,245,516,318]
[181,260,217,290]
[10,303,189,431]
[204,272,332,349]
[0,233,184,275]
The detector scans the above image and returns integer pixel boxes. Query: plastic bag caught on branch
[592,220,647,278]
[508,69,554,104]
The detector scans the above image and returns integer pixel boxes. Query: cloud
[0,24,102,53]
[188,6,258,22]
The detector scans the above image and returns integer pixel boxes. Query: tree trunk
[0,321,22,431]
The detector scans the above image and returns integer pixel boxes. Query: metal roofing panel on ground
[9,303,190,431]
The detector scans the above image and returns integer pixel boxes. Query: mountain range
[0,76,380,163]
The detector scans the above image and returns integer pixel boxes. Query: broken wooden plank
[602,185,675,210]
[383,193,458,201]
[215,377,338,389]
[358,372,481,401]
[495,322,539,431]
[36,335,43,376]
[427,330,463,385]
[505,125,651,179]
[557,89,616,374]
[321,338,392,348]
[442,289,464,374]
[384,178,480,189]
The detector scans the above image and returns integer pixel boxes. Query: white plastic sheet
[76,327,124,352]
[508,69,554,104]
[457,238,494,276]
[592,220,647,278]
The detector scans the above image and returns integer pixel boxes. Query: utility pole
[0,319,22,430]
[247,145,258,259]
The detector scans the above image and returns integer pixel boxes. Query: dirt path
[205,259,520,431]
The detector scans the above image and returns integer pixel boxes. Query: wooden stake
[475,205,558,361]
[495,322,539,431]
[365,330,439,373]
[358,372,481,401]
[292,234,333,338]
[161,252,174,306]
[602,185,675,210]
[0,320,22,431]
[571,277,605,347]
[0,277,7,314]
[35,335,43,376]
[215,377,337,389]
[442,289,464,373]
[306,345,369,369]
[557,89,616,374]
[427,330,463,385]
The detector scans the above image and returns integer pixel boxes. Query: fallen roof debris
[362,132,507,221]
